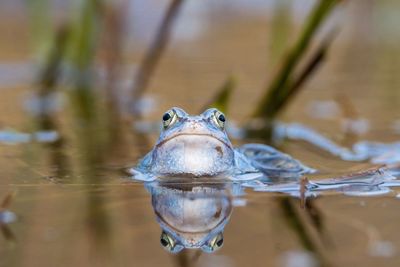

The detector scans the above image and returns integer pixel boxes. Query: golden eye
[162,109,177,129]
[213,110,226,129]
[160,232,176,252]
[209,233,224,251]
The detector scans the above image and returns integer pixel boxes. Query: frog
[130,107,313,181]
[146,181,234,253]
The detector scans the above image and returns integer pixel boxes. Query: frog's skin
[146,181,234,253]
[131,107,313,181]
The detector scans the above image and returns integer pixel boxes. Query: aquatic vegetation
[246,0,341,141]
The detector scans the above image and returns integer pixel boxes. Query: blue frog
[131,107,313,181]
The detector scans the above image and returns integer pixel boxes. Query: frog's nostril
[189,121,199,129]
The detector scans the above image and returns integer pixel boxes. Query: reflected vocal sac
[146,181,235,253]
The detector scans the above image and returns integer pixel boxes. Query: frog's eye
[160,231,176,252]
[212,110,226,129]
[162,109,177,129]
[202,232,224,253]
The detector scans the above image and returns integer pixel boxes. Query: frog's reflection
[145,180,234,253]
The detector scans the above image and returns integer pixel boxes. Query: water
[1,0,400,266]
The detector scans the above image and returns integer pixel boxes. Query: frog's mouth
[156,133,231,149]
[152,133,234,176]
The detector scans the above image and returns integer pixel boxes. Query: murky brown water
[0,1,400,266]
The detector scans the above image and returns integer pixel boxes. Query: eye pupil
[162,113,171,121]
[216,238,223,247]
[218,114,225,122]
[161,238,169,247]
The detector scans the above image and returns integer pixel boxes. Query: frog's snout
[182,119,207,132]
[188,121,200,130]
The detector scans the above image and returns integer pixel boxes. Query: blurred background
[0,0,400,266]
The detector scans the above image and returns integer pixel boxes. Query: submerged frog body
[131,107,313,181]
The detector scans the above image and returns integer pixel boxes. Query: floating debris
[0,210,17,225]
[275,123,400,164]
[243,167,400,198]
[0,129,59,144]
[306,100,340,119]
[278,250,318,267]
[0,130,30,144]
[341,118,370,135]
[33,130,59,143]
[369,241,396,258]
[23,92,65,116]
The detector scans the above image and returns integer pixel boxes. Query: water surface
[1,1,400,266]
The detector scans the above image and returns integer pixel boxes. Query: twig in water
[102,2,129,151]
[103,3,125,118]
[300,176,309,209]
[131,0,185,114]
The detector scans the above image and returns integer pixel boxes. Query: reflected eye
[204,232,224,252]
[162,109,177,129]
[212,110,226,129]
[160,232,176,252]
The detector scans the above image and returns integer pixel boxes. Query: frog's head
[160,230,224,253]
[150,107,235,176]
